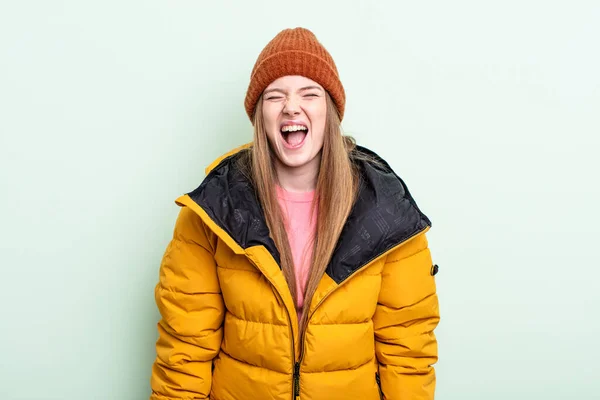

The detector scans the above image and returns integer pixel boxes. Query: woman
[150,27,440,400]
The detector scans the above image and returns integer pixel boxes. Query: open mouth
[280,124,308,148]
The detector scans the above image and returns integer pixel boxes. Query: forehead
[265,75,323,90]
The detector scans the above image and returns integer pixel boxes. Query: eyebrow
[263,86,324,95]
[299,85,323,92]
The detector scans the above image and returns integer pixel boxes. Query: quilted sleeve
[150,207,225,400]
[373,232,440,400]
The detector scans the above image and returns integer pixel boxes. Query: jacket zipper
[293,362,301,400]
[376,372,383,400]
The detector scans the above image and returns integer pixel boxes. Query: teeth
[281,125,308,132]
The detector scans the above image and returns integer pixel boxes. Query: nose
[283,96,300,116]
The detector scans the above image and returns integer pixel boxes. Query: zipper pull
[294,362,301,400]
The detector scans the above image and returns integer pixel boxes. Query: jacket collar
[187,145,431,285]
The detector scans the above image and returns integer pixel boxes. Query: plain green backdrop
[1,1,599,399]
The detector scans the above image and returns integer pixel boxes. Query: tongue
[286,131,306,146]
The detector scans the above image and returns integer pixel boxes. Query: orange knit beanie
[244,27,346,122]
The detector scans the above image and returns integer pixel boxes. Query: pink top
[276,186,317,321]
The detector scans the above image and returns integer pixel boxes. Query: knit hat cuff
[244,50,346,121]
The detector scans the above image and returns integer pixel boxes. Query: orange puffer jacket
[150,145,440,400]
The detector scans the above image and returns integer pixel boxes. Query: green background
[1,1,599,399]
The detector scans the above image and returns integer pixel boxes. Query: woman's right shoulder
[179,144,253,202]
[171,144,255,239]
[203,143,253,176]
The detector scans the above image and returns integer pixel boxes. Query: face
[261,75,327,173]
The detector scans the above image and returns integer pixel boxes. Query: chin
[278,151,317,169]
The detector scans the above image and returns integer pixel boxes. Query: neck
[275,154,321,192]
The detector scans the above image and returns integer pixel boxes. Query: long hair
[247,92,359,330]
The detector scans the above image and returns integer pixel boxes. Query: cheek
[313,127,325,146]
[262,106,280,142]
[308,105,327,143]
[264,125,281,147]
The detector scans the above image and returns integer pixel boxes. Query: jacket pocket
[376,372,383,400]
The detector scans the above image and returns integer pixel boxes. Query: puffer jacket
[150,145,440,400]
